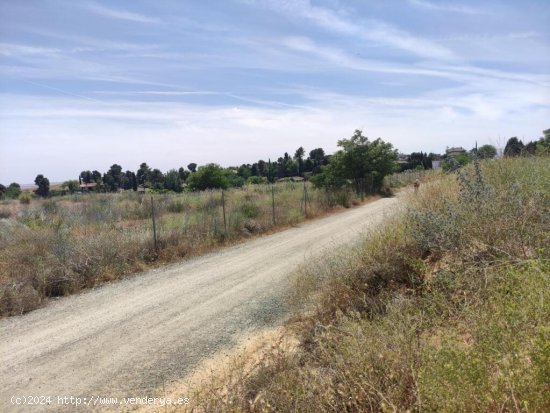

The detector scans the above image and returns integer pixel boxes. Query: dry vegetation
[0,182,365,316]
[174,157,550,412]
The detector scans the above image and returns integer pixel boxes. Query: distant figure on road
[414,179,420,192]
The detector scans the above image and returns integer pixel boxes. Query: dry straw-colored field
[0,182,366,316]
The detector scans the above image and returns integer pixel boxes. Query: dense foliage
[311,130,398,193]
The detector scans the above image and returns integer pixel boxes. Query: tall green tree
[136,163,151,186]
[5,183,22,199]
[150,169,165,190]
[294,147,305,176]
[164,169,183,192]
[309,148,326,174]
[536,129,550,155]
[186,164,229,191]
[123,171,137,191]
[504,137,524,157]
[178,167,190,182]
[187,163,197,173]
[313,130,397,193]
[92,170,102,182]
[477,144,497,159]
[80,170,92,184]
[61,180,79,194]
[34,174,50,197]
[103,164,123,191]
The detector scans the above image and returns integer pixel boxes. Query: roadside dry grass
[0,182,368,316]
[172,157,550,412]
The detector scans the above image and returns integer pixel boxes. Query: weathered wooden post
[151,196,157,251]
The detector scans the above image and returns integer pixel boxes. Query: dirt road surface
[0,196,400,412]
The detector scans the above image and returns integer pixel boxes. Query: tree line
[1,129,548,200]
[71,145,331,195]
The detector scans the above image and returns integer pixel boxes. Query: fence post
[303,181,307,216]
[151,196,157,251]
[271,184,276,225]
[222,190,227,238]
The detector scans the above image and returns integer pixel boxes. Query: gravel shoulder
[0,196,401,412]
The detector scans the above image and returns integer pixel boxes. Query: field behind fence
[0,182,362,316]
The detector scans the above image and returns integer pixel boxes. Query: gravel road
[0,196,400,412]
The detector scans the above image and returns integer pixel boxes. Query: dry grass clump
[179,157,550,412]
[0,183,364,316]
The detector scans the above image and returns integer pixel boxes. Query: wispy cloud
[256,0,456,61]
[278,36,549,87]
[408,0,483,15]
[0,43,61,57]
[84,1,160,24]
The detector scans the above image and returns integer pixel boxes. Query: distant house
[432,160,441,169]
[79,182,97,191]
[445,147,466,157]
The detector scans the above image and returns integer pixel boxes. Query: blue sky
[1,0,549,184]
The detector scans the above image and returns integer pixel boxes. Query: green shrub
[167,199,187,213]
[19,192,31,204]
[240,202,261,219]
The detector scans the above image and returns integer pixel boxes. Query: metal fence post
[222,190,227,237]
[271,184,276,225]
[151,196,157,251]
[303,181,307,216]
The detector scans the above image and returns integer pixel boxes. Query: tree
[150,168,165,190]
[102,173,115,192]
[237,164,252,180]
[477,144,497,159]
[5,183,22,199]
[442,152,471,171]
[294,147,305,176]
[536,129,550,155]
[504,137,524,157]
[34,174,50,197]
[103,164,123,192]
[257,160,267,176]
[136,163,151,186]
[61,180,79,194]
[186,164,229,191]
[164,169,183,193]
[122,171,137,191]
[313,130,398,193]
[524,141,538,155]
[178,167,190,182]
[92,170,102,182]
[187,163,197,173]
[405,152,432,171]
[0,184,5,199]
[309,148,326,174]
[80,170,92,184]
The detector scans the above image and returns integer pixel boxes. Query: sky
[0,0,549,184]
